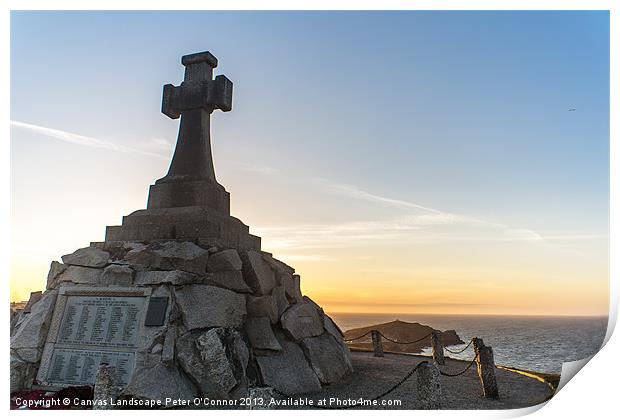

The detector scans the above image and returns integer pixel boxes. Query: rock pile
[10,241,353,401]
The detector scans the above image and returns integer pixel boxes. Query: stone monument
[10,51,353,404]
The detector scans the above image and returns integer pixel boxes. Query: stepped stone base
[104,206,261,251]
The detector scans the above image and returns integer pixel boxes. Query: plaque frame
[35,285,152,390]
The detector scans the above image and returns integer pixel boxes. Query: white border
[0,0,616,11]
[2,2,617,419]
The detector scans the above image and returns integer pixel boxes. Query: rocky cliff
[344,319,464,353]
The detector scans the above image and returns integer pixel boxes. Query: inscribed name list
[57,295,144,348]
[47,348,135,386]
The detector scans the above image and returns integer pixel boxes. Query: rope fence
[265,350,485,410]
[340,331,500,402]
[344,331,433,345]
[345,332,476,351]
[271,361,428,410]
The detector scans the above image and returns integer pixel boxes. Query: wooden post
[431,331,445,365]
[472,337,485,356]
[371,330,384,357]
[247,387,275,409]
[475,344,499,399]
[417,361,441,409]
[93,363,116,409]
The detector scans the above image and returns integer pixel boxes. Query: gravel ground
[273,351,554,410]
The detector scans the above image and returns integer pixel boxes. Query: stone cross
[160,51,233,183]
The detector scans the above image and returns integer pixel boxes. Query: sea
[330,313,608,375]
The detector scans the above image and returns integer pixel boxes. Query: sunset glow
[10,11,609,317]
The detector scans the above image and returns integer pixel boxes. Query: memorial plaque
[144,297,169,326]
[36,286,152,389]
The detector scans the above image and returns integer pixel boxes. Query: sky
[10,11,609,316]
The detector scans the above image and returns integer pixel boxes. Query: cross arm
[162,75,233,119]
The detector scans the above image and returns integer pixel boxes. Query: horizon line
[328,311,609,318]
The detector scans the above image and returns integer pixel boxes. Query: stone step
[103,227,260,251]
[104,205,260,250]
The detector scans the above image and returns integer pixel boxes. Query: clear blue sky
[10,11,609,315]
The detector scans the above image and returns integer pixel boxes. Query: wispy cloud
[313,178,445,214]
[238,162,602,252]
[254,216,548,251]
[11,120,169,159]
[236,162,446,215]
[137,137,174,154]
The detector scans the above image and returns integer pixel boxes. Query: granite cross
[160,51,233,183]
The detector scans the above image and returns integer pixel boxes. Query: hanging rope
[272,361,428,409]
[438,357,477,377]
[444,338,474,354]
[378,331,432,345]
[343,330,373,342]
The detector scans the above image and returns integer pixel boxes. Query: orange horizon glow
[10,243,609,318]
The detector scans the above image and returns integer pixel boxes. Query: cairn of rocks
[11,242,352,400]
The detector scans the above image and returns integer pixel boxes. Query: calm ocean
[330,313,608,374]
